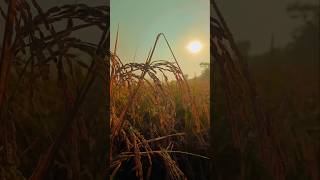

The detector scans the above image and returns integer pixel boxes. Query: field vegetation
[0,1,318,180]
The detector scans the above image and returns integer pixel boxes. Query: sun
[187,40,202,54]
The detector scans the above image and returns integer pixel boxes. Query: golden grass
[109,31,210,179]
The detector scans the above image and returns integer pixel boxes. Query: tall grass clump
[109,32,210,179]
[0,1,109,179]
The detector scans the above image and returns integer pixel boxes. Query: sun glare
[187,40,202,54]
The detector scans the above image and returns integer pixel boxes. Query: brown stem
[0,0,16,112]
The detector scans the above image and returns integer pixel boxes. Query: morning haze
[111,0,210,78]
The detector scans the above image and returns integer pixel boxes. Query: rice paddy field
[109,32,211,179]
[0,0,318,180]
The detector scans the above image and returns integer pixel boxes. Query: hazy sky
[0,0,318,77]
[110,0,318,78]
[111,0,210,78]
[218,0,318,55]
